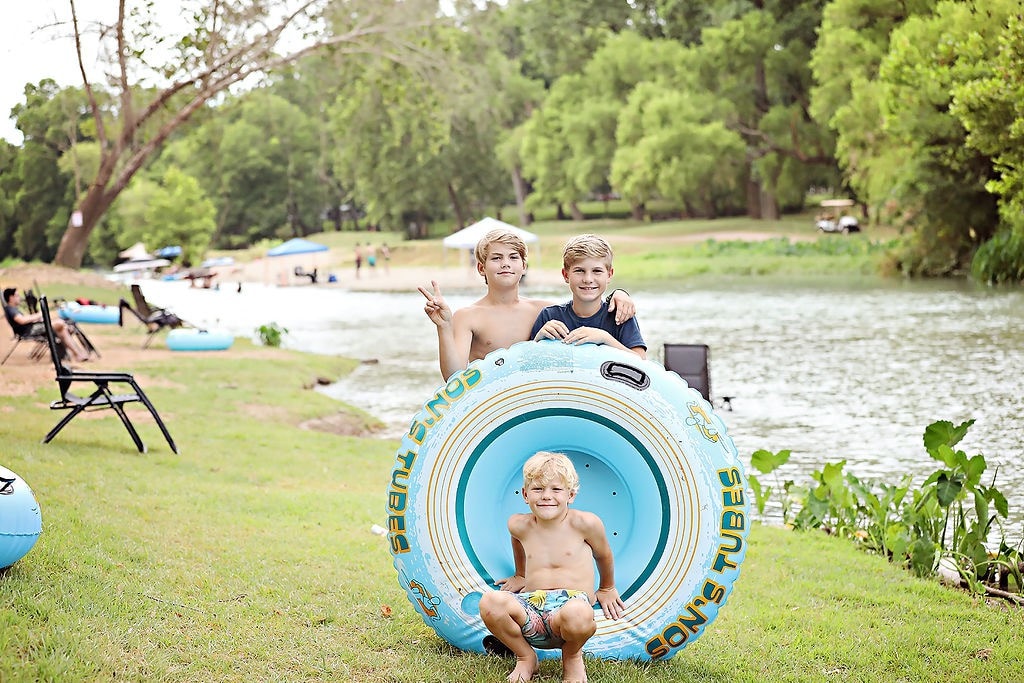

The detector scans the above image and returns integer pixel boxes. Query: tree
[952,7,1024,282]
[0,141,18,259]
[8,81,88,261]
[696,2,834,219]
[612,82,745,218]
[862,1,1014,275]
[141,167,217,265]
[519,33,691,219]
[50,0,443,268]
[809,0,938,215]
[162,89,321,247]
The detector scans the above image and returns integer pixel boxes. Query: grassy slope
[1,320,1021,682]
[203,211,901,285]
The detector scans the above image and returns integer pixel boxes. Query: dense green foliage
[1,0,1022,281]
[750,419,1023,597]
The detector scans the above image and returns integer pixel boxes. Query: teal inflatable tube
[166,329,234,351]
[387,341,749,661]
[59,302,119,324]
[0,465,43,569]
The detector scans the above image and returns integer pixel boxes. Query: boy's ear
[608,265,614,278]
[561,267,569,283]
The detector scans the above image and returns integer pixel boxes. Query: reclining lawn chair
[119,284,188,348]
[664,342,713,401]
[663,343,733,410]
[2,305,50,365]
[40,296,178,454]
[2,293,98,364]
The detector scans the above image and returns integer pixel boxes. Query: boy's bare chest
[470,306,538,357]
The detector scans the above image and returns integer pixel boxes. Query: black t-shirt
[3,303,28,335]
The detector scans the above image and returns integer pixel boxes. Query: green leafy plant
[256,322,288,347]
[748,448,791,520]
[752,419,1021,597]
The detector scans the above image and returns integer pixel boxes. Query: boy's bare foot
[506,654,538,682]
[561,653,587,682]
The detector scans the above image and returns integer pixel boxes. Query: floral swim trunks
[514,589,592,649]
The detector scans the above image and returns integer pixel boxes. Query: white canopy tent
[441,217,540,267]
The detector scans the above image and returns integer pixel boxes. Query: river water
[140,277,1024,530]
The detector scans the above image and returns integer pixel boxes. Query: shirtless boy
[478,451,624,683]
[418,229,635,380]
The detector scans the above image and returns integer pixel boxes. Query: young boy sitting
[531,234,647,359]
[478,451,624,683]
[419,229,636,380]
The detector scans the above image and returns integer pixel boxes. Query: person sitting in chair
[3,287,89,362]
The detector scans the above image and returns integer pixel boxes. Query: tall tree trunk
[569,201,584,221]
[54,182,118,268]
[631,202,645,221]
[511,166,529,226]
[447,182,466,229]
[746,179,763,219]
[760,187,779,220]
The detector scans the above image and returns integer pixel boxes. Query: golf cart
[815,199,860,234]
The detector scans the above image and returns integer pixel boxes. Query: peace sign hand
[418,280,452,327]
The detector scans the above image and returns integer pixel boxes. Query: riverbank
[0,313,1021,680]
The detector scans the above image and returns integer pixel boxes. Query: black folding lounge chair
[2,306,50,365]
[39,296,178,454]
[119,284,187,348]
[663,343,712,402]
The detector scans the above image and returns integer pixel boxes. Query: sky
[1,1,111,144]
[0,1,472,145]
[0,1,193,145]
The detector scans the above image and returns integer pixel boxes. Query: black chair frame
[3,303,54,365]
[119,284,187,348]
[40,296,178,454]
[663,343,712,402]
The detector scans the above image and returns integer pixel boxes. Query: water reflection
[141,278,1024,530]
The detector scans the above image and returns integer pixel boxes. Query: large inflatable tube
[166,329,234,351]
[0,465,43,569]
[388,341,748,662]
[59,302,119,324]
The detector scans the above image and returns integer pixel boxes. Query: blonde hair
[562,234,613,269]
[522,451,579,493]
[474,229,528,266]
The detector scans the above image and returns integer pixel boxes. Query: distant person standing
[354,242,364,279]
[367,243,377,275]
[380,243,391,274]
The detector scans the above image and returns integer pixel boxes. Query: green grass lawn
[1,323,1021,682]
[367,211,902,282]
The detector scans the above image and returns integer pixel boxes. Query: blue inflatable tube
[166,329,234,351]
[388,341,749,661]
[0,465,43,569]
[59,302,119,324]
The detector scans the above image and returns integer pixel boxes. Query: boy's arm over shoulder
[607,289,636,325]
[618,317,647,359]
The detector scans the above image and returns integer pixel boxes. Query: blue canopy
[155,245,183,258]
[267,238,329,257]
